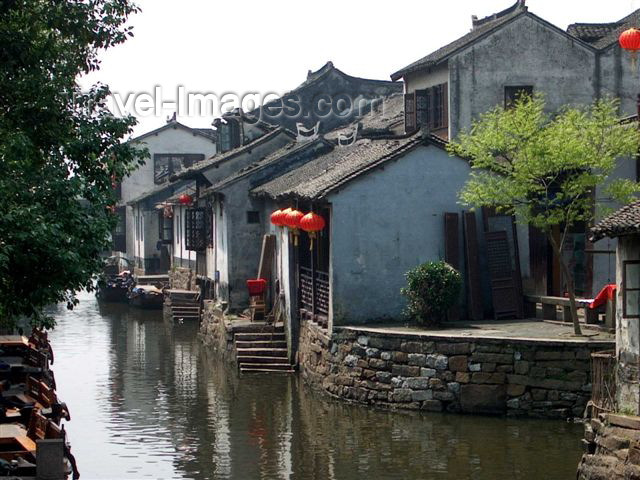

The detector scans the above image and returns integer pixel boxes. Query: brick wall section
[578,414,640,479]
[299,321,613,418]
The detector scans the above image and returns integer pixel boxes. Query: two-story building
[391,0,640,300]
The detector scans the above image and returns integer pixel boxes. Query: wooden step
[240,367,295,374]
[235,340,287,349]
[239,362,293,371]
[236,348,288,357]
[234,332,285,342]
[236,355,291,364]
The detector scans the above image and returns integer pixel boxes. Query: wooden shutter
[185,208,207,252]
[485,230,521,319]
[404,92,416,133]
[444,213,460,321]
[442,83,449,131]
[415,89,429,128]
[463,211,483,321]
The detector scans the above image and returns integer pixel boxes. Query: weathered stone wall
[299,321,612,418]
[199,301,234,358]
[578,414,640,479]
[169,267,196,291]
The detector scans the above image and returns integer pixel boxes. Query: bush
[400,261,462,326]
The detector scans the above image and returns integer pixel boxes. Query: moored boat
[96,256,134,303]
[128,284,164,309]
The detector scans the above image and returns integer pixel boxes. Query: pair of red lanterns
[271,208,325,248]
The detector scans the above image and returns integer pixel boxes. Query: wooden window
[185,208,208,251]
[158,211,173,243]
[404,92,416,133]
[504,85,533,109]
[623,260,640,318]
[247,211,260,224]
[153,154,205,185]
[411,83,448,132]
[219,119,241,153]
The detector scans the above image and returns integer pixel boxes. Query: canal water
[46,291,583,479]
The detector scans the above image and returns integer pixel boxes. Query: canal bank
[48,291,585,479]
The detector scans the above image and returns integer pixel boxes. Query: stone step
[239,362,293,371]
[234,332,286,342]
[231,324,284,334]
[240,367,295,374]
[236,355,291,364]
[235,340,287,349]
[237,348,288,358]
[172,306,200,312]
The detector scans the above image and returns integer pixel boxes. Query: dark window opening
[623,260,640,318]
[112,207,127,252]
[158,210,173,243]
[185,208,211,252]
[247,211,260,224]
[218,119,241,153]
[504,86,533,109]
[154,154,205,185]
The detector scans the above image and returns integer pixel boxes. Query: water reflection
[46,292,582,479]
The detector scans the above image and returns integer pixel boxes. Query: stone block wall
[578,414,640,479]
[199,301,234,357]
[299,321,613,419]
[169,267,195,291]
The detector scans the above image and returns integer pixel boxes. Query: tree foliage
[0,0,144,329]
[448,95,640,334]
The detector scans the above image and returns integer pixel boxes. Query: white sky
[81,0,640,137]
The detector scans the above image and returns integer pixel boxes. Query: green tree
[449,95,640,335]
[0,0,145,329]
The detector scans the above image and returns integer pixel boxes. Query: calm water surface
[46,291,582,480]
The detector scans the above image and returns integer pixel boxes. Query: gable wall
[449,14,597,138]
[328,145,487,324]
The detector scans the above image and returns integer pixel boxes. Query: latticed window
[404,83,448,133]
[184,208,209,251]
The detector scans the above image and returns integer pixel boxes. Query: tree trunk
[548,235,583,336]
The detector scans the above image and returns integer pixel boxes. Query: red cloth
[590,284,616,309]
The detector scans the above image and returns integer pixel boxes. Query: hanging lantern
[619,28,640,68]
[284,209,304,246]
[300,212,326,250]
[163,204,173,219]
[270,209,286,227]
[178,193,193,205]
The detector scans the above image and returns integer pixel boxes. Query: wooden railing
[299,267,329,327]
[591,350,616,416]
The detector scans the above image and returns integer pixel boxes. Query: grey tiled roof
[574,9,640,50]
[325,93,405,140]
[566,23,620,44]
[590,200,640,241]
[173,127,294,180]
[252,132,446,200]
[391,1,526,80]
[205,138,331,193]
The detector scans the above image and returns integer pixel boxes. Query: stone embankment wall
[199,301,234,358]
[299,321,612,418]
[578,414,640,479]
[169,267,196,291]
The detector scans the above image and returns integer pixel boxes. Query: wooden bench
[524,295,601,324]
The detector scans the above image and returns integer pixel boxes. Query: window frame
[623,260,640,318]
[504,85,534,109]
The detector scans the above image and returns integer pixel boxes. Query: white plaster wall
[328,144,480,324]
[616,235,640,413]
[214,201,230,302]
[405,64,449,92]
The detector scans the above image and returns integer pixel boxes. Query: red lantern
[619,28,640,67]
[178,193,193,205]
[284,209,304,229]
[270,209,285,227]
[283,209,304,246]
[300,212,326,250]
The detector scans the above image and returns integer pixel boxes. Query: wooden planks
[463,212,483,321]
[485,230,520,319]
[444,213,461,321]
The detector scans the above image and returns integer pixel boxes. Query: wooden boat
[0,331,78,478]
[128,284,164,309]
[96,256,134,303]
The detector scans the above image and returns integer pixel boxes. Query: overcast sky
[81,0,640,137]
